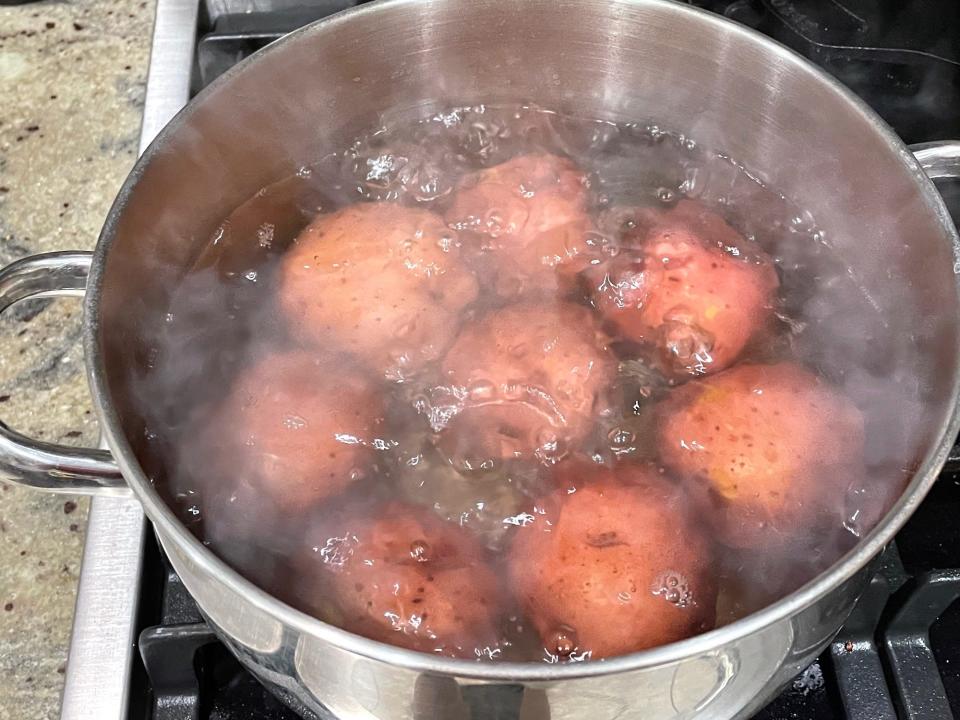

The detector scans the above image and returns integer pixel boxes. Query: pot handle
[911,141,960,181]
[0,252,127,496]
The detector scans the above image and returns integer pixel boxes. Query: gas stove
[59,1,960,719]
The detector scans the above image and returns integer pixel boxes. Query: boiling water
[138,104,913,662]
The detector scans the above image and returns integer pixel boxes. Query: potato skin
[300,503,503,657]
[279,202,479,379]
[591,200,779,377]
[656,362,865,548]
[435,301,617,469]
[444,153,596,297]
[508,463,716,660]
[204,351,381,514]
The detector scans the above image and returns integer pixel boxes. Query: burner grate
[686,0,960,143]
[884,570,960,719]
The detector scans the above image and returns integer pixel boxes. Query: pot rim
[84,0,960,681]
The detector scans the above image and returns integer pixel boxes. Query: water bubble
[256,223,275,248]
[318,533,357,568]
[775,311,807,335]
[409,539,430,562]
[679,167,700,196]
[607,427,636,456]
[433,109,462,127]
[788,211,816,234]
[295,166,312,178]
[584,230,619,259]
[545,625,578,657]
[502,512,536,527]
[656,187,676,203]
[366,154,396,183]
[484,208,513,236]
[243,270,258,282]
[537,428,557,447]
[462,122,498,160]
[644,124,664,142]
[607,427,635,446]
[282,414,307,430]
[535,431,567,465]
[651,571,694,608]
[475,646,502,660]
[383,611,402,630]
[348,467,366,482]
[371,437,397,451]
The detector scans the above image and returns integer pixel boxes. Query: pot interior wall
[97,0,959,545]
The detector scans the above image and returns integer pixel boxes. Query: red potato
[435,302,617,469]
[204,351,382,514]
[301,503,503,657]
[657,362,865,549]
[444,153,596,297]
[279,202,479,380]
[508,463,716,660]
[591,200,779,377]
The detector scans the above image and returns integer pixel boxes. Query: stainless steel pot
[4,1,960,718]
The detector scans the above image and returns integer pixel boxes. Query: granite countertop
[0,1,153,718]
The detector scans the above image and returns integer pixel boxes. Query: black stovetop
[128,2,960,718]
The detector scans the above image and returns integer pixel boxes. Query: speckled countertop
[0,2,153,718]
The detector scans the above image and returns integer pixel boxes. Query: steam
[129,104,929,657]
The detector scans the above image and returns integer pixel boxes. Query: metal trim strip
[60,0,198,717]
